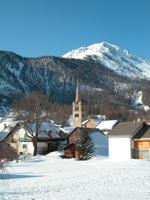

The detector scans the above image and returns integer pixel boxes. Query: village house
[33,122,64,154]
[63,127,108,159]
[82,119,98,128]
[132,121,150,160]
[108,121,150,160]
[0,122,65,156]
[82,115,106,128]
[0,123,34,155]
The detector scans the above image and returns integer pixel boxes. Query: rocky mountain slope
[0,44,150,119]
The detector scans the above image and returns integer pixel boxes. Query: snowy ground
[0,152,150,200]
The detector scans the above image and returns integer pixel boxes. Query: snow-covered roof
[48,131,60,139]
[96,120,118,132]
[59,126,74,134]
[82,120,90,125]
[0,131,9,141]
[0,125,15,141]
[0,112,19,141]
[41,122,59,134]
[40,122,60,138]
[82,117,104,126]
[26,122,60,139]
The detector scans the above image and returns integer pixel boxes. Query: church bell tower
[72,81,86,127]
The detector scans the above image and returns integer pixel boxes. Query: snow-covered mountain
[63,42,150,79]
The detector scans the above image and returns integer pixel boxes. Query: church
[72,80,86,127]
[72,81,105,128]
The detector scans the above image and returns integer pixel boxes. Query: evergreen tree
[77,129,95,160]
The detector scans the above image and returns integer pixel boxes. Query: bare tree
[13,91,51,156]
[46,102,71,125]
[0,142,17,171]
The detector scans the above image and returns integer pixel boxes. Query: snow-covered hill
[63,42,150,79]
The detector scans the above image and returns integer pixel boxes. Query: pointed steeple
[75,80,81,103]
[72,80,86,127]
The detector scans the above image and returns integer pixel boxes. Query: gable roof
[108,121,144,137]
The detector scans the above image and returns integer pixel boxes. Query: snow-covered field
[0,152,150,200]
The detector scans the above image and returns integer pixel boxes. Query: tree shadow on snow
[0,173,43,180]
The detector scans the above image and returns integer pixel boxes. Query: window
[75,114,79,117]
[23,144,27,149]
[75,107,79,111]
[19,135,32,142]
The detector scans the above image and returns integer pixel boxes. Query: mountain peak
[62,42,150,79]
[88,42,119,49]
[62,42,131,61]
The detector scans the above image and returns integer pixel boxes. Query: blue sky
[0,0,149,59]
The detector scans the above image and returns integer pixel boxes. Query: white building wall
[109,136,131,160]
[10,128,34,155]
[19,142,34,155]
[17,128,34,155]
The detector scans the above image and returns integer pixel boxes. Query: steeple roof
[75,80,81,103]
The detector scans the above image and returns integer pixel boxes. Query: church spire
[75,80,81,103]
[72,80,86,127]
